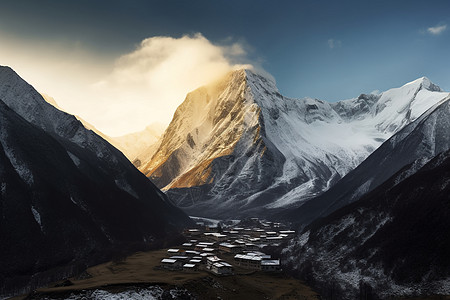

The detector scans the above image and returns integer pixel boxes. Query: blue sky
[1,0,449,135]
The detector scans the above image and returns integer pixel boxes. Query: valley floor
[13,249,320,300]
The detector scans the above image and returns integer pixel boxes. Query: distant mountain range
[0,66,191,297]
[133,69,449,219]
[39,94,164,161]
[111,123,165,160]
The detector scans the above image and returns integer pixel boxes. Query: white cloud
[328,39,342,49]
[427,24,447,35]
[84,34,252,136]
[0,32,260,136]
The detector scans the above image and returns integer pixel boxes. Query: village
[159,218,296,276]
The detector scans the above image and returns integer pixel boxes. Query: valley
[1,63,450,299]
[14,219,319,300]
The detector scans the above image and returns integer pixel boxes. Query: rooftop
[170,256,188,260]
[207,256,222,263]
[261,260,280,266]
[235,254,262,261]
[213,262,232,268]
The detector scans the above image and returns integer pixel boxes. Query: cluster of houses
[159,218,295,276]
[234,252,281,272]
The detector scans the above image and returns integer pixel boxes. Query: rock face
[135,69,448,218]
[0,66,191,296]
[283,146,450,299]
[137,70,286,217]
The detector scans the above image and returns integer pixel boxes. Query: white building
[183,263,198,271]
[167,249,179,255]
[161,258,182,270]
[211,262,233,275]
[233,252,277,271]
[261,259,281,271]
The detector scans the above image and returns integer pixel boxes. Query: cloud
[89,34,253,136]
[328,39,342,49]
[427,24,447,35]
[0,32,262,136]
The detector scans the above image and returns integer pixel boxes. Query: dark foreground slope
[283,148,450,299]
[0,67,191,297]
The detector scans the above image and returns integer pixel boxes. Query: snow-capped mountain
[0,66,191,296]
[283,145,450,299]
[135,69,448,218]
[283,93,450,226]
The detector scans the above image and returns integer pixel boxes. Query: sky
[1,0,449,136]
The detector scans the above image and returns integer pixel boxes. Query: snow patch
[0,131,34,186]
[298,230,310,247]
[266,180,316,208]
[31,206,43,230]
[351,179,373,201]
[67,151,81,167]
[115,178,139,199]
[39,286,193,300]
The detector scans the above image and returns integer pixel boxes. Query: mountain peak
[0,65,16,76]
[404,76,442,92]
[0,65,26,87]
[244,69,280,97]
[135,67,449,218]
[0,64,12,71]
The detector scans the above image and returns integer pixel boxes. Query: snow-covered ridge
[139,70,255,189]
[245,70,448,208]
[135,69,448,217]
